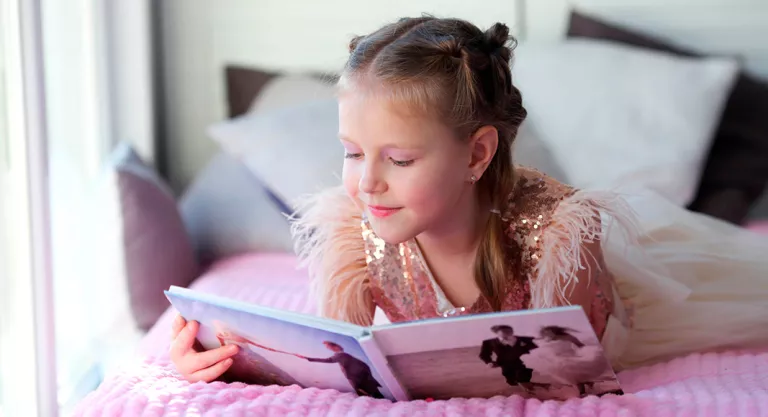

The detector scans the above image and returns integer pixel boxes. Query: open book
[165,286,623,402]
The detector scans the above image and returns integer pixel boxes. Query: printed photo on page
[170,295,395,401]
[371,307,622,401]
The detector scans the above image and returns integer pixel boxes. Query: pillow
[97,142,200,331]
[225,66,337,118]
[514,120,569,183]
[567,10,768,224]
[210,97,572,212]
[179,152,295,266]
[511,39,739,206]
[210,98,345,209]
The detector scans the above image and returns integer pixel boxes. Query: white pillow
[210,98,345,208]
[512,39,739,206]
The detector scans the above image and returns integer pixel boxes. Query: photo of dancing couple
[377,306,622,401]
[479,324,622,399]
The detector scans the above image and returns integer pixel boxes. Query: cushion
[107,142,200,330]
[567,10,768,223]
[511,39,738,206]
[210,98,345,209]
[179,152,295,267]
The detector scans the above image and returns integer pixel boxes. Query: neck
[416,188,489,262]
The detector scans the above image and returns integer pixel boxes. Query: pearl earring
[469,175,477,184]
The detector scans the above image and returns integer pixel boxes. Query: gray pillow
[179,152,295,266]
[111,142,199,330]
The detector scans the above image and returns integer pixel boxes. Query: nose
[358,161,386,195]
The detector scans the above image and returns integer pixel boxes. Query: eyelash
[344,153,414,167]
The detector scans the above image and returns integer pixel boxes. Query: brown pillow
[567,10,768,224]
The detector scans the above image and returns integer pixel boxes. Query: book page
[166,289,396,401]
[371,307,622,401]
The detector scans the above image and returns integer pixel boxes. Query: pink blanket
[73,253,768,416]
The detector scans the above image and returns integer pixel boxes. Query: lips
[367,205,402,218]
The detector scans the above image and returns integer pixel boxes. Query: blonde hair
[339,16,527,310]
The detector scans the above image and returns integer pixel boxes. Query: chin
[367,218,420,245]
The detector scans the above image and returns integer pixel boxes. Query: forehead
[337,88,457,146]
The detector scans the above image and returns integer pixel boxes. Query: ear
[468,125,499,179]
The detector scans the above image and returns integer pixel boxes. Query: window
[0,0,7,171]
[1,0,151,413]
[0,0,59,414]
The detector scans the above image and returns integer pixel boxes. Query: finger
[171,315,186,340]
[188,358,234,383]
[191,344,239,371]
[170,321,198,359]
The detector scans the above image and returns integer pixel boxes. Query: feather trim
[288,186,373,326]
[529,190,641,309]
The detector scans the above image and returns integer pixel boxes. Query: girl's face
[338,90,474,244]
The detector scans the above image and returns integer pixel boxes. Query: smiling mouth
[367,205,402,218]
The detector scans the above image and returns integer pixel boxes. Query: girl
[170,16,768,384]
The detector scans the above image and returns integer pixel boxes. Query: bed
[72,2,768,416]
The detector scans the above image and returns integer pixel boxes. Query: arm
[563,334,585,348]
[528,192,622,339]
[479,340,494,363]
[305,356,337,363]
[520,337,538,350]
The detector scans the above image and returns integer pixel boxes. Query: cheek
[341,161,360,198]
[401,164,463,209]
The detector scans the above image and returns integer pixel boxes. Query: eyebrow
[338,135,424,151]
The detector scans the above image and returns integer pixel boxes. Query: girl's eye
[390,158,414,167]
[344,152,362,159]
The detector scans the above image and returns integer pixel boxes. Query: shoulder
[503,166,637,309]
[503,166,577,226]
[502,166,580,256]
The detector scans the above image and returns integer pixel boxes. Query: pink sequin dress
[292,166,768,370]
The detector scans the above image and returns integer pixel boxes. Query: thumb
[170,320,199,358]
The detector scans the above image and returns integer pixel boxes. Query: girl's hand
[170,314,239,382]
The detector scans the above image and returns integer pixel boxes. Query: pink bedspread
[74,253,768,416]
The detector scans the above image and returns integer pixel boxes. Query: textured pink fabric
[75,252,768,416]
[73,349,768,416]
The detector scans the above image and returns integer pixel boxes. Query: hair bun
[483,23,512,60]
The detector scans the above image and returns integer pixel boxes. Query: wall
[157,0,768,192]
[157,0,523,191]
